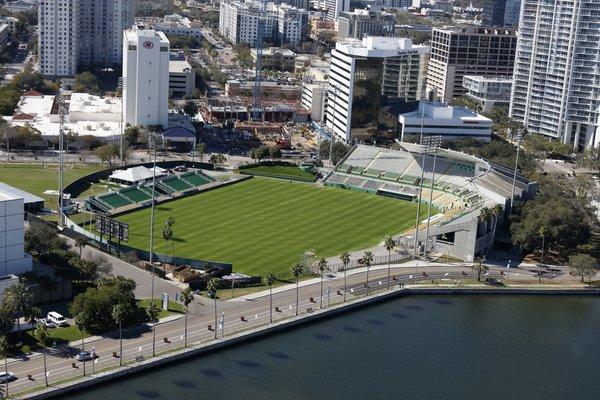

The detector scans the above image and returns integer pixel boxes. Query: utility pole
[510,131,523,212]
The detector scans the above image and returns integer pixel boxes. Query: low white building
[152,14,203,39]
[169,60,196,97]
[399,101,492,141]
[462,75,512,112]
[6,92,122,142]
[0,185,33,276]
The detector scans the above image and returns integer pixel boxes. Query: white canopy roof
[109,166,167,184]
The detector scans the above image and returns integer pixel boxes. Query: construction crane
[252,0,268,122]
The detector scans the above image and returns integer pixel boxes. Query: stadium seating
[160,176,194,193]
[180,172,213,187]
[120,187,152,203]
[98,192,134,209]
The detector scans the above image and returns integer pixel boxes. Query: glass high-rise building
[482,0,521,27]
[510,0,600,149]
[326,37,429,142]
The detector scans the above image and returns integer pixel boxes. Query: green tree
[123,125,141,145]
[291,262,303,316]
[363,251,374,296]
[161,223,173,256]
[340,252,351,302]
[206,278,220,340]
[94,143,119,165]
[112,303,128,366]
[265,272,276,323]
[269,146,282,160]
[75,71,101,94]
[146,301,160,357]
[569,254,598,283]
[179,288,194,347]
[33,325,49,387]
[471,256,489,282]
[384,236,395,289]
[183,101,198,117]
[209,153,226,168]
[317,257,328,309]
[0,336,9,397]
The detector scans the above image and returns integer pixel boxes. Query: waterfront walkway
[3,261,595,399]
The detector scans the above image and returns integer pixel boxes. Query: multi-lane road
[0,261,581,397]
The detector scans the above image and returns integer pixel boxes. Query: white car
[0,372,16,383]
[47,312,68,327]
[38,318,55,328]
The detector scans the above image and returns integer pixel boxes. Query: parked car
[187,151,199,157]
[0,372,16,383]
[75,351,96,362]
[174,165,188,172]
[47,312,68,327]
[38,318,55,328]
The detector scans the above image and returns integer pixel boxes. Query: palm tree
[317,257,328,309]
[340,252,350,302]
[4,283,31,336]
[265,273,276,323]
[112,303,128,366]
[179,288,194,347]
[363,251,374,296]
[206,278,220,340]
[384,236,396,290]
[25,306,42,328]
[291,262,303,316]
[74,316,87,376]
[75,236,89,258]
[33,325,49,387]
[471,256,489,282]
[0,336,9,397]
[196,142,206,162]
[146,302,160,357]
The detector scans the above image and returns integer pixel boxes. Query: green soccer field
[117,178,427,276]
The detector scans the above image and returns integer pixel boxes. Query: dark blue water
[59,295,600,400]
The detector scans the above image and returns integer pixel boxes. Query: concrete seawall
[23,285,600,399]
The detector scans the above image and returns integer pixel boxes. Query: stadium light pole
[509,131,523,212]
[148,132,162,301]
[118,77,126,166]
[423,135,442,255]
[57,89,67,229]
[413,100,428,257]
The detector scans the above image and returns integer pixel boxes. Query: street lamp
[510,131,523,211]
[423,135,442,255]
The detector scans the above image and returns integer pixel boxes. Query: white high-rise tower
[510,0,600,149]
[123,26,170,128]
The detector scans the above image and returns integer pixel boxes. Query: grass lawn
[138,299,185,319]
[0,164,103,210]
[242,164,315,180]
[117,177,428,276]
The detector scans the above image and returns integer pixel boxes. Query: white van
[47,312,68,327]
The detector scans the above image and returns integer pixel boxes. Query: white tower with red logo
[123,26,170,128]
